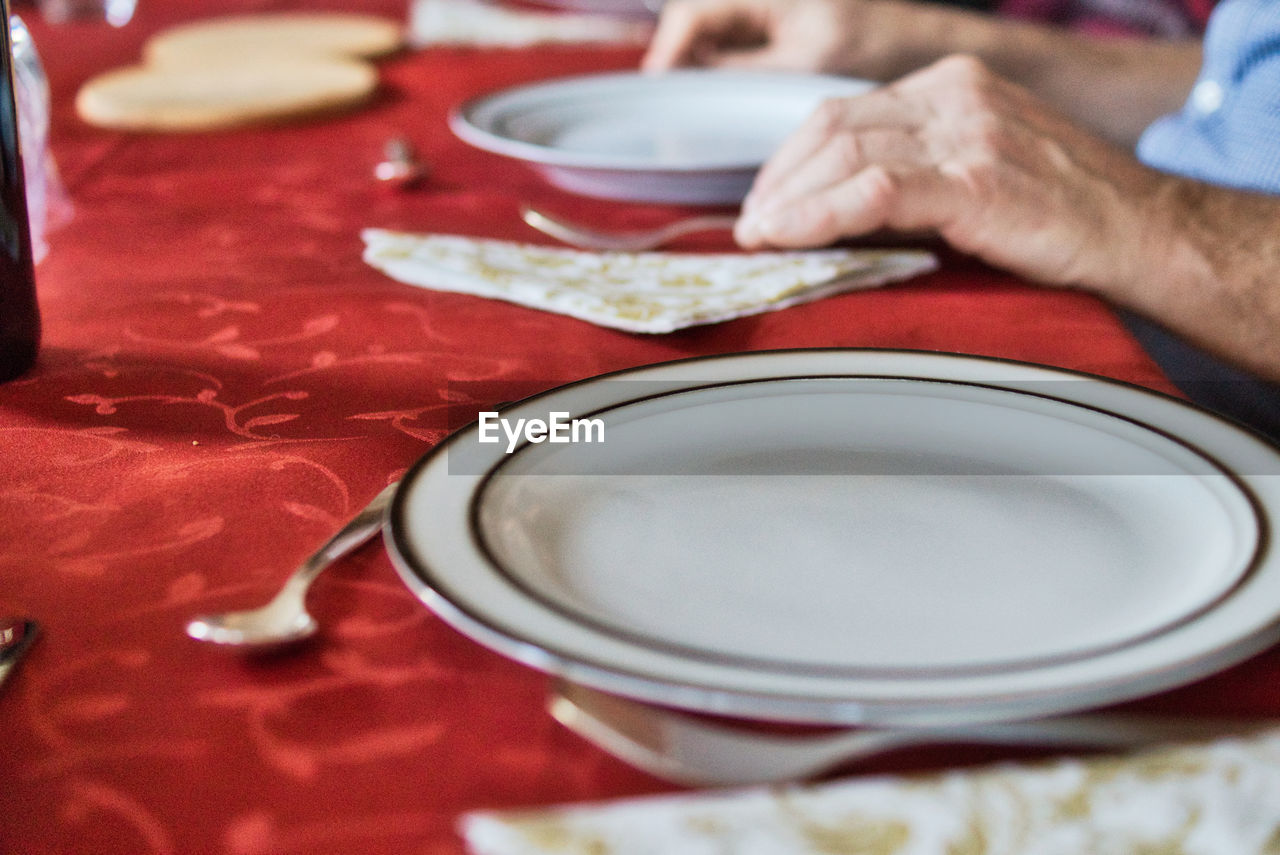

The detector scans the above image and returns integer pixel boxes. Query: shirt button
[1191,79,1224,114]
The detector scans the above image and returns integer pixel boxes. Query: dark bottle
[0,1,38,383]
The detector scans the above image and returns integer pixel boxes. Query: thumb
[642,2,714,70]
[641,0,771,70]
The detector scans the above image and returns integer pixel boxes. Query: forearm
[1109,178,1280,382]
[853,3,1201,146]
[978,26,1202,146]
[736,54,1280,384]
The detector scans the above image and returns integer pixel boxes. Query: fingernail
[750,204,790,241]
[738,200,791,245]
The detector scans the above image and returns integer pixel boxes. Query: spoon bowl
[186,483,396,649]
[0,617,39,686]
[186,589,319,647]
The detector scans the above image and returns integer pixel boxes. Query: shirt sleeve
[1137,0,1280,194]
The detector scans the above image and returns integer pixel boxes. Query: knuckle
[810,97,851,133]
[857,164,899,208]
[940,154,998,200]
[811,207,842,241]
[930,55,1001,112]
[789,197,842,244]
[831,133,865,173]
[966,113,1007,151]
[935,53,993,86]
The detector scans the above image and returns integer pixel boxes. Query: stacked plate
[386,350,1280,726]
[451,70,874,204]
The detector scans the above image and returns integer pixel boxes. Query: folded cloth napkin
[361,230,937,333]
[463,728,1280,855]
[409,0,652,47]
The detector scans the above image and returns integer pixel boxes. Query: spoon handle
[551,680,1279,787]
[184,483,400,647]
[521,205,737,251]
[291,482,398,590]
[658,214,739,237]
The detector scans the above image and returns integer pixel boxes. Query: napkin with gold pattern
[463,728,1280,854]
[361,230,937,334]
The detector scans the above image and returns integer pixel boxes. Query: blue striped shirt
[1129,0,1280,441]
[1137,0,1280,192]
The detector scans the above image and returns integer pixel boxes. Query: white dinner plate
[450,70,874,204]
[386,350,1280,726]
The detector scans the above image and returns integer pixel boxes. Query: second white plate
[450,70,874,204]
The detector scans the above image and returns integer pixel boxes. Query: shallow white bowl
[450,70,874,204]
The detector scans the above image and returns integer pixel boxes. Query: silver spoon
[186,483,397,648]
[550,680,1274,787]
[0,617,39,686]
[521,204,738,252]
[374,137,427,189]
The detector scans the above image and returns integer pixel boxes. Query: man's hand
[642,0,1201,145]
[736,55,1280,382]
[642,0,944,81]
[736,56,1164,290]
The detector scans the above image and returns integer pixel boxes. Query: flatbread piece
[143,13,404,66]
[75,57,379,132]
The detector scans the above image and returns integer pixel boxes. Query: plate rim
[449,69,874,173]
[385,349,1280,724]
[466,374,1263,678]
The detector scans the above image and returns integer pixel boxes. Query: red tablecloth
[4,2,1279,852]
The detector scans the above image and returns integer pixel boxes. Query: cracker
[143,12,404,66]
[75,56,379,132]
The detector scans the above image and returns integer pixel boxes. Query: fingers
[641,0,770,71]
[737,78,955,248]
[737,168,892,247]
[642,1,703,70]
[746,126,924,218]
[746,88,925,204]
[737,164,954,248]
[728,52,1132,295]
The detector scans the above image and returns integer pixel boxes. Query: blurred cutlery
[375,137,427,189]
[186,483,396,649]
[521,204,737,251]
[550,680,1274,787]
[0,617,38,687]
